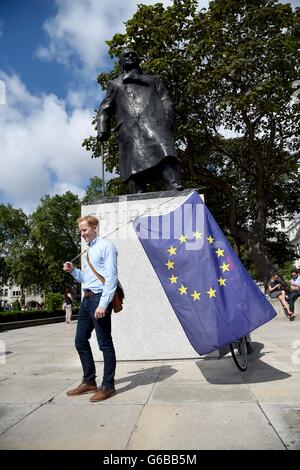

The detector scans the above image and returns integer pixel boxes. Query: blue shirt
[71,236,118,309]
[290,275,300,290]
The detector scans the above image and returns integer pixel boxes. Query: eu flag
[133,190,276,355]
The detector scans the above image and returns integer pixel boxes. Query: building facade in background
[0,284,44,309]
[280,215,300,269]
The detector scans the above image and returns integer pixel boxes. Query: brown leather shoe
[90,387,116,402]
[66,382,97,396]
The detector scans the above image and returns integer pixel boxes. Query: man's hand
[97,132,108,143]
[63,262,74,272]
[94,306,106,319]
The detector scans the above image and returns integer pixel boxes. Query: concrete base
[81,189,200,360]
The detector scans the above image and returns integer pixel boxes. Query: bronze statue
[97,48,183,193]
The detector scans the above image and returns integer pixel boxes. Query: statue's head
[119,48,141,71]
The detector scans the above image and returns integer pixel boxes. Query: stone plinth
[82,189,202,360]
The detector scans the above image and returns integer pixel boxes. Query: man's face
[292,272,298,278]
[79,221,97,244]
[120,50,139,69]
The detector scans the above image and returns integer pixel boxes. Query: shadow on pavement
[196,341,291,384]
[115,365,177,395]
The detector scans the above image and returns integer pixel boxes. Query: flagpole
[100,143,105,196]
[70,248,88,264]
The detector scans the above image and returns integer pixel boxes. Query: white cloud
[34,0,299,75]
[0,71,102,213]
[36,0,180,74]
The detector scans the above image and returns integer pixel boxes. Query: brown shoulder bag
[86,253,124,313]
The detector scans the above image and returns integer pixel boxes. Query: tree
[83,0,300,284]
[0,204,29,285]
[82,176,104,204]
[30,192,81,292]
[0,194,81,297]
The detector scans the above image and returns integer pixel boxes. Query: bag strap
[86,252,105,284]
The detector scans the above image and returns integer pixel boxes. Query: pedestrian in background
[267,273,293,320]
[63,287,73,324]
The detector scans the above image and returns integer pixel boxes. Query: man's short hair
[77,215,99,227]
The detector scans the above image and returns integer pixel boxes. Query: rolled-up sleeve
[71,267,85,284]
[99,242,118,309]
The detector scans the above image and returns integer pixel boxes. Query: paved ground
[0,303,299,450]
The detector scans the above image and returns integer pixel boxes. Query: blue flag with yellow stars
[133,190,276,355]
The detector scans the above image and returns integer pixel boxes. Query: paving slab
[0,375,73,404]
[0,404,39,434]
[150,381,254,403]
[0,403,143,450]
[246,373,300,402]
[0,310,299,450]
[127,403,285,450]
[260,403,300,450]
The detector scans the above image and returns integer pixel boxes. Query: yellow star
[169,274,178,284]
[218,277,226,286]
[167,245,177,256]
[191,290,201,301]
[178,234,188,244]
[207,235,214,244]
[220,262,230,273]
[178,285,188,295]
[207,287,217,298]
[215,248,224,257]
[194,231,202,240]
[165,260,175,270]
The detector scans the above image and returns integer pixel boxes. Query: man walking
[63,215,118,402]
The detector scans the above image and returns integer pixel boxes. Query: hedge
[0,308,79,323]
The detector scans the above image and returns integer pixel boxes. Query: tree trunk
[247,234,277,289]
[20,286,25,308]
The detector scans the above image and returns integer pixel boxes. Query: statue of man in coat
[97,48,184,194]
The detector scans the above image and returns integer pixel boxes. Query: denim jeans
[75,293,116,388]
[289,291,300,313]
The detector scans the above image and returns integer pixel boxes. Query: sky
[0,0,298,213]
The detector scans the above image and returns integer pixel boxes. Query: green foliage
[31,192,81,291]
[82,0,300,282]
[1,192,81,293]
[11,300,21,312]
[45,293,64,313]
[0,204,29,284]
[278,260,299,283]
[0,308,79,323]
[82,176,105,204]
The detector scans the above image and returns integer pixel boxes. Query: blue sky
[0,0,177,212]
[0,0,298,212]
[0,1,67,97]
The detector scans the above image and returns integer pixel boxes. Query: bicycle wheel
[230,336,248,371]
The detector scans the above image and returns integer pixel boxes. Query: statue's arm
[155,77,176,130]
[96,81,115,141]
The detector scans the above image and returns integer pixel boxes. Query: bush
[0,307,78,323]
[45,293,64,313]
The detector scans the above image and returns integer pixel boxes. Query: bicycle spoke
[230,336,248,371]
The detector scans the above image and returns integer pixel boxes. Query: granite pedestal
[81,189,201,360]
